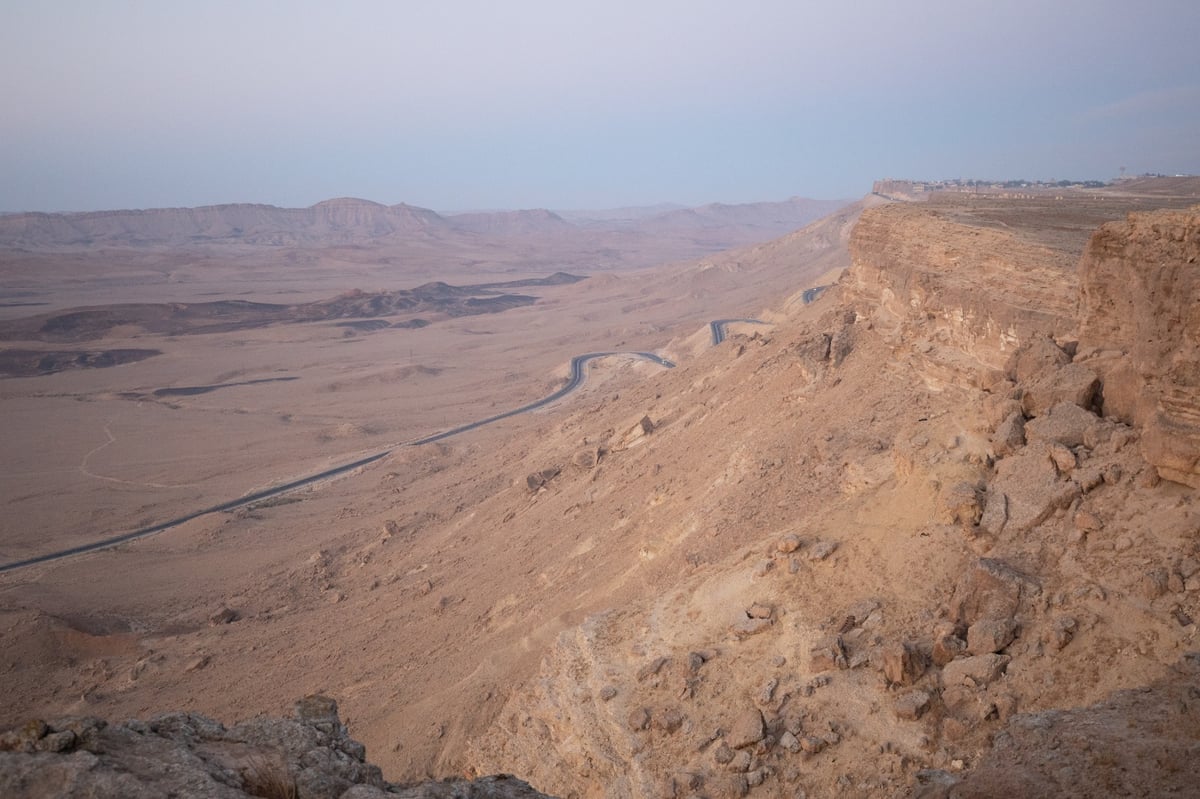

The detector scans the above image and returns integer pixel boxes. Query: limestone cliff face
[462,198,1200,798]
[1078,206,1200,487]
[842,201,1200,485]
[841,203,1078,384]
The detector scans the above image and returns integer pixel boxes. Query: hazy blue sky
[2,1,1198,211]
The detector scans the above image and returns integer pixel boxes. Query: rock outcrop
[1078,205,1200,487]
[0,696,553,799]
[845,201,1200,487]
[947,680,1200,797]
[841,202,1079,384]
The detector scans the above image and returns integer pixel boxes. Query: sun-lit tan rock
[1078,206,1200,487]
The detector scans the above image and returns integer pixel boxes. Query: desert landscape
[2,175,1199,797]
[0,196,848,567]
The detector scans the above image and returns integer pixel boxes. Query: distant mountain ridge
[0,198,447,248]
[0,196,850,249]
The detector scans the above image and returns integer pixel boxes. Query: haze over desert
[3,2,1200,798]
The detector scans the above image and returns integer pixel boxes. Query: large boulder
[985,448,1080,535]
[1023,402,1102,448]
[967,618,1018,655]
[1009,336,1071,384]
[726,708,765,750]
[950,559,1041,627]
[881,641,928,686]
[991,412,1026,458]
[1020,363,1100,417]
[942,654,1011,689]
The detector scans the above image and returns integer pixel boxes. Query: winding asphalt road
[6,300,842,573]
[411,351,674,445]
[802,285,830,304]
[3,281,841,571]
[0,351,674,573]
[708,286,825,346]
[709,318,769,345]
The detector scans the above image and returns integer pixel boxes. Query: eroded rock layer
[841,202,1080,384]
[467,198,1200,798]
[1078,206,1200,487]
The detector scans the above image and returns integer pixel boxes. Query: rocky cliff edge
[466,202,1200,798]
[0,695,553,799]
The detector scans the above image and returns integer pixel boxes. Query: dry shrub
[241,754,297,799]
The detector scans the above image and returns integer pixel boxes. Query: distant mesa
[447,207,573,235]
[310,197,387,209]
